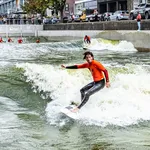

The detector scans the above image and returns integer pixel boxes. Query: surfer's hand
[71,107,79,113]
[61,65,66,68]
[106,82,110,88]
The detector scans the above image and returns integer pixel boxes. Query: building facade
[97,0,127,13]
[64,0,75,16]
[98,0,150,13]
[0,0,24,15]
[46,0,75,17]
[75,0,97,15]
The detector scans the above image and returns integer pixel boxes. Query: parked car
[43,18,52,24]
[73,14,88,22]
[73,15,81,22]
[130,3,150,20]
[109,11,129,21]
[44,17,59,24]
[63,17,68,23]
[101,12,113,21]
[86,14,101,22]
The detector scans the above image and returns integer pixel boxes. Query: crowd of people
[0,14,43,25]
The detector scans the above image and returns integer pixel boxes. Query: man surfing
[61,51,110,112]
[84,35,91,44]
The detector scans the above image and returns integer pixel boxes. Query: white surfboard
[61,105,79,120]
[83,43,91,50]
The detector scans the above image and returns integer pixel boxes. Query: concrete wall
[0,25,43,37]
[44,20,150,30]
[96,31,150,52]
[0,23,149,52]
[38,30,150,52]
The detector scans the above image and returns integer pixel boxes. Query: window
[20,0,24,6]
[146,4,150,7]
[65,3,69,11]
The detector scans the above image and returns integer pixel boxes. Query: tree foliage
[50,0,66,19]
[51,0,66,12]
[23,0,66,19]
[22,0,52,16]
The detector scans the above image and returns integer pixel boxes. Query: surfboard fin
[70,101,78,106]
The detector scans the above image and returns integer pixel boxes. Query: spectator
[3,16,7,24]
[23,15,27,24]
[31,16,34,24]
[0,16,3,24]
[136,11,141,31]
[71,14,75,21]
[93,10,98,21]
[80,12,86,21]
[93,10,98,15]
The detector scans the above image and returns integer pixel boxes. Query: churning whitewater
[0,37,150,150]
[16,62,150,127]
[83,38,137,51]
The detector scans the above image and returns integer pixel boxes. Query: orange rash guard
[66,60,109,82]
[84,36,90,41]
[77,60,109,82]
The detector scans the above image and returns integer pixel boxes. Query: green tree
[51,0,66,20]
[23,0,66,20]
[22,0,52,16]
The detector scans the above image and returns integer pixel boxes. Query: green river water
[0,38,150,150]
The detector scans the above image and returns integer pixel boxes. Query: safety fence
[0,19,43,25]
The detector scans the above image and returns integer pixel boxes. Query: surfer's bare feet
[71,107,79,113]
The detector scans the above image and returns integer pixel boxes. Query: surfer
[0,37,3,43]
[84,35,91,44]
[8,37,13,42]
[61,51,110,112]
[36,39,40,43]
[18,37,23,44]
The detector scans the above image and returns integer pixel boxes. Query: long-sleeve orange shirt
[66,60,109,82]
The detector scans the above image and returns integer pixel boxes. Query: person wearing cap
[84,35,91,44]
[36,39,40,43]
[8,37,13,43]
[61,51,110,112]
[136,11,141,31]
[0,37,3,43]
[18,37,23,44]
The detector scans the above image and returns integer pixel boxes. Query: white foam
[0,40,81,63]
[17,63,150,127]
[83,39,137,51]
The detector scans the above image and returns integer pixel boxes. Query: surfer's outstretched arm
[61,64,88,69]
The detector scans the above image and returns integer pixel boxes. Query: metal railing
[0,19,43,25]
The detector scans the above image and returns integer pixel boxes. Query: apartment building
[75,0,97,14]
[97,0,127,13]
[64,0,75,16]
[46,0,75,17]
[0,0,24,15]
[97,0,150,13]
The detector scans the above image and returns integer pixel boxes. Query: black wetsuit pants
[78,79,105,109]
[86,39,91,44]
